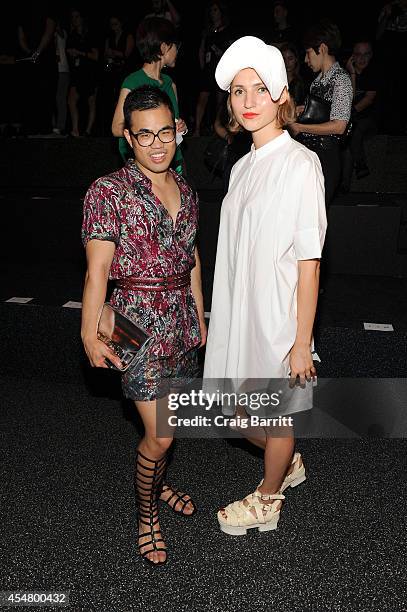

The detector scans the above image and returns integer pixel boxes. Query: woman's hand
[82,335,123,369]
[175,118,188,135]
[288,122,302,137]
[346,55,356,74]
[288,342,316,385]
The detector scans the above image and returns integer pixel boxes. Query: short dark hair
[303,19,342,56]
[352,38,373,49]
[136,16,178,62]
[123,84,175,130]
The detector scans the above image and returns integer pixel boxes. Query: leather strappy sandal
[135,450,168,566]
[280,451,306,492]
[217,490,285,536]
[160,484,197,516]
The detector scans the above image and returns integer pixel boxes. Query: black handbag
[298,94,331,124]
[298,93,352,148]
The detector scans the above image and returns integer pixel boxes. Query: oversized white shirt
[203,130,327,382]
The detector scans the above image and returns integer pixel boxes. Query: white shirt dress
[203,131,327,411]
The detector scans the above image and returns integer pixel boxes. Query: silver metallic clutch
[97,303,152,372]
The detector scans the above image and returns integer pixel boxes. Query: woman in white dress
[203,36,327,535]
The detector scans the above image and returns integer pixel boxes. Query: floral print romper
[82,161,201,401]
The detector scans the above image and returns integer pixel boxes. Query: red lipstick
[242,113,259,119]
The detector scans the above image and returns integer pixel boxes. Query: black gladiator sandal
[160,484,197,516]
[135,450,168,566]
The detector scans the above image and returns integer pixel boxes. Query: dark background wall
[5,0,388,123]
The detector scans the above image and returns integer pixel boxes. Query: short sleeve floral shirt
[82,161,201,358]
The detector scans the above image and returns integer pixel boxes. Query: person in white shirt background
[203,36,327,536]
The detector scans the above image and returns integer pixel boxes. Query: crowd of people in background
[0,0,406,192]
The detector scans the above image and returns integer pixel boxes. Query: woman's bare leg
[193,91,210,136]
[220,409,296,519]
[259,433,294,495]
[68,87,80,136]
[85,93,97,135]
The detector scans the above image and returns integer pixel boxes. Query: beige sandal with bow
[280,452,306,492]
[217,490,285,536]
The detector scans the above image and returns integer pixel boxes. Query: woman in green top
[112,17,187,173]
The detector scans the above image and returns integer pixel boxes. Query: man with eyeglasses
[341,40,381,190]
[81,84,206,565]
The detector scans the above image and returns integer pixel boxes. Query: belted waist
[115,270,191,292]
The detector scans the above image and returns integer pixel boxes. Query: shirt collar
[125,160,149,185]
[125,160,187,193]
[249,130,290,163]
[318,61,340,84]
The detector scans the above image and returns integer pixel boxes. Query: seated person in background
[341,39,380,189]
[280,42,306,105]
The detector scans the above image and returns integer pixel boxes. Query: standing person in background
[0,14,22,138]
[280,42,306,105]
[289,19,352,207]
[145,0,181,28]
[341,40,380,191]
[104,14,135,71]
[266,0,298,49]
[376,1,407,133]
[82,85,205,566]
[101,15,135,135]
[17,8,57,135]
[193,1,235,137]
[66,8,99,138]
[53,16,70,136]
[112,17,187,173]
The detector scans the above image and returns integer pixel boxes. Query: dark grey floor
[1,376,407,612]
[1,188,407,610]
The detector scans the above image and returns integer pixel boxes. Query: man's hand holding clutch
[82,334,124,369]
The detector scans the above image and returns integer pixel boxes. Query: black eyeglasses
[129,127,176,147]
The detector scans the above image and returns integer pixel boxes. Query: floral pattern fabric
[82,161,201,358]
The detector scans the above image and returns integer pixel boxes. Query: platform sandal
[280,451,306,492]
[217,490,285,536]
[160,484,197,516]
[135,450,168,566]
